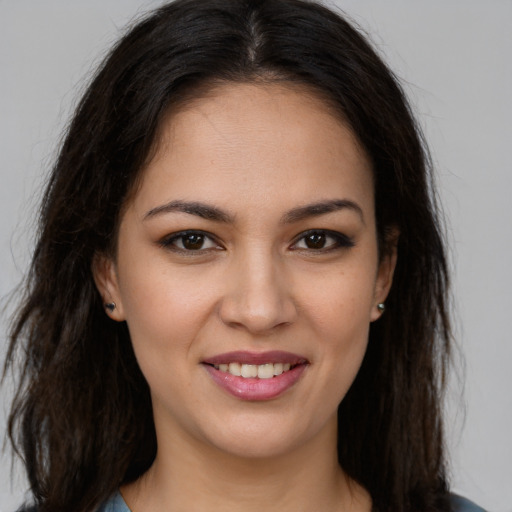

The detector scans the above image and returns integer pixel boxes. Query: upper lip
[202,350,308,366]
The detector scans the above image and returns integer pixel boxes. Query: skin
[95,83,397,512]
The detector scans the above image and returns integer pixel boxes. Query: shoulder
[16,493,485,512]
[95,491,131,512]
[14,493,130,512]
[450,494,487,512]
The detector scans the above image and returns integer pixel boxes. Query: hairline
[110,73,374,257]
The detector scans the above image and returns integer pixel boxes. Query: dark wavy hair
[4,1,452,511]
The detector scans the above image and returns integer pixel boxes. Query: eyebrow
[144,200,234,223]
[281,199,365,224]
[143,198,364,224]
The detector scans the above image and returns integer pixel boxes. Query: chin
[198,410,333,461]
[209,430,302,460]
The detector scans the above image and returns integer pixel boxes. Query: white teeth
[228,362,241,376]
[257,363,274,379]
[241,364,258,378]
[273,363,283,376]
[214,362,296,378]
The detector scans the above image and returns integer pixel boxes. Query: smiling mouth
[209,362,300,379]
[202,351,309,400]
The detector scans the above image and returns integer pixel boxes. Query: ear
[92,253,126,321]
[371,227,399,322]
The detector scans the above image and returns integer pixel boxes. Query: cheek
[117,271,209,409]
[117,252,217,327]
[115,259,218,371]
[298,263,375,390]
[318,291,371,381]
[314,303,370,416]
[302,265,376,334]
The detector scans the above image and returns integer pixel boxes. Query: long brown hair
[4,1,452,511]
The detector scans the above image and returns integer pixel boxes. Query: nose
[218,250,298,334]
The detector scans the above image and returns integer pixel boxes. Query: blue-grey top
[97,491,486,512]
[451,494,487,512]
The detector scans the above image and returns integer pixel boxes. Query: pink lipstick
[202,351,309,401]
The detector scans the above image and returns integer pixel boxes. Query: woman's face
[96,83,395,459]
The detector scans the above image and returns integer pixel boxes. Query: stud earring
[377,303,386,313]
[104,302,116,312]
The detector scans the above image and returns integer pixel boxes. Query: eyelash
[158,229,355,254]
[290,229,355,252]
[158,230,222,253]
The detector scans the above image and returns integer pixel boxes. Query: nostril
[217,261,298,333]
[218,296,297,333]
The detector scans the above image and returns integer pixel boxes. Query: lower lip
[203,364,307,401]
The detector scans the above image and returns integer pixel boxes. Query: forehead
[130,82,374,219]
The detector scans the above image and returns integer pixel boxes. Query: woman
[4,1,484,511]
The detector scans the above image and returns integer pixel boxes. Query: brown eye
[181,233,205,250]
[292,230,355,251]
[304,232,326,249]
[160,231,220,252]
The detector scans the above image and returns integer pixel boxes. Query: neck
[122,416,371,512]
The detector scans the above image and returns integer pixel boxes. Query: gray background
[1,1,511,511]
